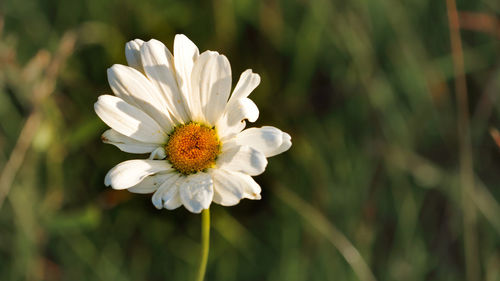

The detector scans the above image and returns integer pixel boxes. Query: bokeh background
[1,0,500,280]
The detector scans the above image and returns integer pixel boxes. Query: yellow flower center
[165,123,220,175]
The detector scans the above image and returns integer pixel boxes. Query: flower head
[95,35,291,213]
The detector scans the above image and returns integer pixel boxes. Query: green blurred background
[1,0,500,280]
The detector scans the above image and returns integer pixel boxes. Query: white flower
[95,35,291,213]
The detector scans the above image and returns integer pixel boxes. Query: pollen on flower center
[165,123,220,175]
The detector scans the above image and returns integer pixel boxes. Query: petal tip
[104,171,112,187]
[174,34,188,40]
[279,132,292,153]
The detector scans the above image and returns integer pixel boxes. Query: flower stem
[196,208,210,281]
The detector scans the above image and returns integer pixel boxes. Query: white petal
[148,147,166,160]
[228,69,260,103]
[276,131,292,157]
[216,69,261,139]
[94,95,167,143]
[210,169,244,206]
[105,160,173,190]
[226,97,259,123]
[125,39,144,72]
[191,51,232,125]
[107,64,175,132]
[141,39,189,124]
[230,126,291,157]
[173,34,199,111]
[235,171,262,200]
[101,129,159,154]
[164,191,182,210]
[151,173,183,209]
[189,51,215,123]
[203,54,232,125]
[217,98,259,139]
[179,173,213,213]
[128,173,176,194]
[217,145,267,176]
[219,120,246,141]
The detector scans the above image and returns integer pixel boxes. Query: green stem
[196,208,210,281]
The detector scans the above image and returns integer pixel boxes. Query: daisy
[95,35,291,214]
